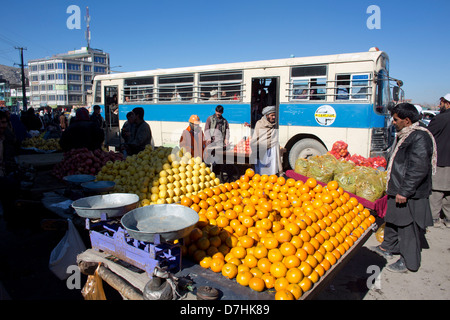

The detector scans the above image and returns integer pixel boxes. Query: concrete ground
[316,218,450,300]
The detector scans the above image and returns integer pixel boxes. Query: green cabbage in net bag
[355,170,385,202]
[307,156,334,183]
[334,170,357,194]
[334,159,356,175]
[294,157,309,176]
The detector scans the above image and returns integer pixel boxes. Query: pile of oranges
[179,168,375,300]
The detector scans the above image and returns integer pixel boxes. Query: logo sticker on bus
[315,105,336,126]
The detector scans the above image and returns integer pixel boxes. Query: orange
[196,237,210,251]
[295,248,308,262]
[199,256,212,269]
[253,244,268,259]
[274,276,290,292]
[209,235,221,248]
[291,235,304,249]
[180,196,193,207]
[299,277,313,293]
[332,249,341,260]
[286,267,304,284]
[275,289,295,300]
[234,224,248,237]
[320,258,331,271]
[305,254,318,269]
[193,250,207,263]
[299,230,311,243]
[324,252,337,265]
[263,237,279,250]
[322,240,335,253]
[209,257,225,273]
[276,176,286,186]
[239,235,255,248]
[261,273,276,289]
[221,263,238,279]
[302,242,315,255]
[275,229,292,243]
[216,216,229,228]
[245,168,255,178]
[236,271,253,286]
[308,270,320,284]
[283,255,301,269]
[268,174,278,184]
[327,180,339,191]
[313,250,324,264]
[268,248,283,263]
[305,178,317,188]
[299,261,313,277]
[243,254,258,268]
[257,258,272,274]
[241,216,254,228]
[286,283,303,300]
[314,264,326,277]
[280,242,297,257]
[248,277,265,292]
[270,261,288,278]
[250,267,264,278]
[231,246,246,259]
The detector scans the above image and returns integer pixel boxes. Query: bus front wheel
[288,138,327,170]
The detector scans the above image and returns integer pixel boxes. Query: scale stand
[85,215,182,277]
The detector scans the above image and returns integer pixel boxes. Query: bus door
[250,77,279,128]
[104,85,119,147]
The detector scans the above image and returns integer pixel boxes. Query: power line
[14,46,28,111]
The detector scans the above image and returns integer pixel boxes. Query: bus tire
[288,138,327,170]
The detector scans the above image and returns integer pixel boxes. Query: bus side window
[336,75,350,100]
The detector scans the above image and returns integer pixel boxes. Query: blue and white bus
[93,47,401,169]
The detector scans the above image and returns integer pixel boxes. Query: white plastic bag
[49,219,86,280]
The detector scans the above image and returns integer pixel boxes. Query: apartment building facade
[27,47,109,109]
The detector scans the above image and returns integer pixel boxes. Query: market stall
[33,141,381,300]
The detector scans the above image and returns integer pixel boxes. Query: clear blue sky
[0,0,449,105]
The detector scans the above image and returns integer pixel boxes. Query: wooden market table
[206,147,252,183]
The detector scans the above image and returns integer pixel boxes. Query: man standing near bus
[180,114,206,159]
[427,94,450,227]
[204,105,230,148]
[250,106,283,176]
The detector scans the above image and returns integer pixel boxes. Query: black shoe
[386,257,408,273]
[369,245,393,260]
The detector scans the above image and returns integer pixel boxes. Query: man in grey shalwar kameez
[370,103,437,273]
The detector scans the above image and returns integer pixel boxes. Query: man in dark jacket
[370,103,436,273]
[427,94,450,227]
[59,108,104,152]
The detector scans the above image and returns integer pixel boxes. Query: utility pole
[14,46,28,111]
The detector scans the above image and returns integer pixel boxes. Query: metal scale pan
[121,204,199,243]
[72,193,140,219]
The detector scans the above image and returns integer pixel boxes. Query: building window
[84,75,92,82]
[84,65,92,72]
[69,84,81,91]
[40,65,45,71]
[47,63,54,70]
[67,63,81,71]
[84,85,92,92]
[94,56,106,64]
[40,85,46,91]
[57,95,65,101]
[31,65,38,72]
[32,76,38,82]
[47,74,55,81]
[47,85,54,91]
[68,74,81,81]
[57,63,66,70]
[94,66,106,73]
[40,75,45,81]
[48,95,56,101]
[57,74,66,80]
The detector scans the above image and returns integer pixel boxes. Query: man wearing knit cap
[427,93,450,227]
[250,106,283,175]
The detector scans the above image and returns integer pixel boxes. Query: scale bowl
[121,204,199,243]
[81,180,116,193]
[72,193,140,219]
[63,174,96,186]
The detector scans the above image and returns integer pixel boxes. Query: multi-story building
[27,47,109,109]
